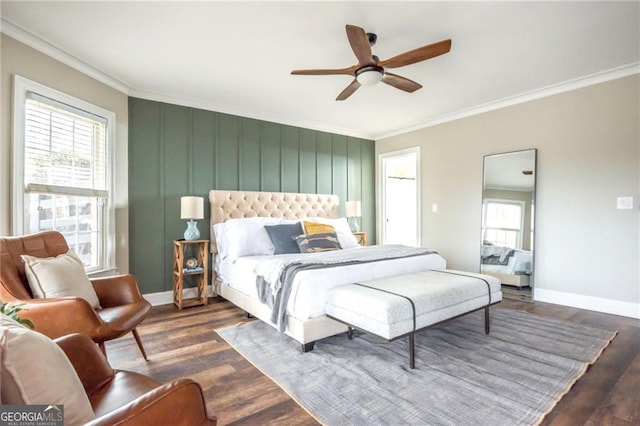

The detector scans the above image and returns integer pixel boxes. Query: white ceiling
[484,149,536,192]
[2,1,638,140]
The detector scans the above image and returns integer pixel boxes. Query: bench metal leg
[485,306,490,334]
[409,334,415,369]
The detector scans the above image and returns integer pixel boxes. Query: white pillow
[21,250,100,309]
[213,222,227,256]
[216,217,284,261]
[0,314,95,424]
[306,217,360,249]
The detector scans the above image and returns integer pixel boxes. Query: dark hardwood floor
[105,297,639,425]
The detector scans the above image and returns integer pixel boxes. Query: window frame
[481,198,525,249]
[12,75,116,274]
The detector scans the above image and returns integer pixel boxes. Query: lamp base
[184,220,200,241]
[348,217,360,232]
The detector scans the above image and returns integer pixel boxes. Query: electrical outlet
[616,196,633,210]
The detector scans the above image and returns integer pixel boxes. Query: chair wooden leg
[132,328,148,360]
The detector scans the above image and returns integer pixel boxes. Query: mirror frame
[480,149,537,301]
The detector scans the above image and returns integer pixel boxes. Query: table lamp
[180,196,204,240]
[345,200,361,232]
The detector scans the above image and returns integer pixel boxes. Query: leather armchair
[0,231,151,359]
[56,333,217,425]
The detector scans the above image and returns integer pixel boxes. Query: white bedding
[481,249,532,275]
[215,247,447,321]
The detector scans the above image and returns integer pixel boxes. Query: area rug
[216,308,616,426]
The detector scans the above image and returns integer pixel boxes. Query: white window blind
[24,92,108,198]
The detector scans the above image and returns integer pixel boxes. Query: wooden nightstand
[173,239,209,309]
[352,231,367,246]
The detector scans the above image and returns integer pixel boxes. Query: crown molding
[136,62,639,141]
[1,18,131,94]
[2,16,371,138]
[374,62,640,140]
[128,88,375,140]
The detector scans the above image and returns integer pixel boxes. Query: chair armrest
[84,378,217,426]
[91,274,147,308]
[17,298,104,340]
[55,334,115,395]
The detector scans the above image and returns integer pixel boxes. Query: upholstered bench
[325,269,502,368]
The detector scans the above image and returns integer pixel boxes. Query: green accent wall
[128,97,375,294]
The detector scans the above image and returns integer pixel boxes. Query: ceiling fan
[291,24,451,101]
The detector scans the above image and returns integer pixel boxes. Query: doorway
[379,148,420,246]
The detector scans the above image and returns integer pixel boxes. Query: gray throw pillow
[265,222,304,254]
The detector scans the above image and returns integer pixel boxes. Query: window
[13,76,115,273]
[482,199,525,249]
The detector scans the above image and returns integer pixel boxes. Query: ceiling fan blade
[379,39,452,69]
[346,24,375,67]
[336,79,361,101]
[291,65,357,76]
[381,72,423,93]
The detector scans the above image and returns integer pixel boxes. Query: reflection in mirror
[481,149,536,302]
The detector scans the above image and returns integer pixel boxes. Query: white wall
[1,34,130,273]
[377,75,639,318]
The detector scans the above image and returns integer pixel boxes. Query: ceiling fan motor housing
[367,32,377,46]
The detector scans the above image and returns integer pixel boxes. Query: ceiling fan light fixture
[356,65,384,86]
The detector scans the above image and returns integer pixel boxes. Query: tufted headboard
[208,190,339,253]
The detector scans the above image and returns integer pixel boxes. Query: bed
[480,243,532,287]
[209,190,447,351]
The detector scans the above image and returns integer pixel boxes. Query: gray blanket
[482,251,514,265]
[481,245,515,265]
[255,245,437,332]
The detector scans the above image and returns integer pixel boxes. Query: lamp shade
[180,196,204,220]
[345,200,362,218]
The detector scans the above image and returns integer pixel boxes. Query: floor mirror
[481,149,536,301]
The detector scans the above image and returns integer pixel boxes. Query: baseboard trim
[535,288,640,319]
[143,286,214,307]
[144,286,640,319]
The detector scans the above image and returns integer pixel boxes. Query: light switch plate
[617,196,633,209]
[432,203,438,213]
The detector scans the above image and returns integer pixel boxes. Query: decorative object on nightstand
[180,196,204,241]
[185,257,199,270]
[346,200,361,232]
[352,231,367,247]
[173,239,209,309]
